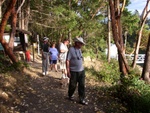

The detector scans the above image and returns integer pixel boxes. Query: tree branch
[17,0,25,14]
[140,0,150,22]
[0,0,5,6]
[121,0,126,12]
[30,22,65,29]
[31,10,52,16]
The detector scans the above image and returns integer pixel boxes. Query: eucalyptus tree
[0,0,5,21]
[141,35,150,83]
[30,0,107,55]
[132,0,150,68]
[0,0,18,63]
[121,9,140,54]
[107,0,132,62]
[108,0,130,76]
[73,0,107,56]
[107,4,111,62]
[9,0,27,50]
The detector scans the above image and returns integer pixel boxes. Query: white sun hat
[43,37,49,41]
[74,37,85,45]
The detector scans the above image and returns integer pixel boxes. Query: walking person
[41,37,49,76]
[59,38,70,78]
[66,37,88,105]
[49,42,59,72]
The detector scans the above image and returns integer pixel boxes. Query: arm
[41,49,45,59]
[40,43,45,59]
[60,49,68,53]
[66,60,71,78]
[60,43,68,53]
[66,48,71,78]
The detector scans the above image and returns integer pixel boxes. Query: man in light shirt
[66,37,88,105]
[59,38,70,78]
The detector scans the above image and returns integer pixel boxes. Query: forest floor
[0,55,129,113]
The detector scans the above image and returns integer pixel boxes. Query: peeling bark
[0,0,17,63]
[141,35,150,83]
[109,0,129,76]
[132,0,150,68]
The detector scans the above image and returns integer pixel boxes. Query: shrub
[116,75,150,113]
[0,55,29,73]
[98,59,120,84]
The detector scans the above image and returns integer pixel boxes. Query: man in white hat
[66,37,88,105]
[41,37,49,76]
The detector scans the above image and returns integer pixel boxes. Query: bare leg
[54,64,58,72]
[50,64,53,71]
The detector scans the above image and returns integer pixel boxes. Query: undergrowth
[116,75,150,113]
[0,55,29,73]
[86,57,150,113]
[85,59,120,84]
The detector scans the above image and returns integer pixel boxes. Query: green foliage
[146,18,150,29]
[116,75,150,113]
[140,26,150,51]
[85,55,150,112]
[0,55,11,73]
[0,55,29,73]
[29,0,107,53]
[122,8,140,34]
[83,48,97,59]
[85,58,120,84]
[98,59,120,84]
[11,61,29,71]
[5,25,11,32]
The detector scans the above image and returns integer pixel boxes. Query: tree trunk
[0,0,18,63]
[24,0,30,31]
[132,25,145,68]
[141,35,150,83]
[17,0,26,29]
[9,7,17,50]
[132,0,150,69]
[18,1,22,29]
[0,4,2,22]
[117,16,128,75]
[107,4,111,62]
[109,0,129,76]
[9,0,26,50]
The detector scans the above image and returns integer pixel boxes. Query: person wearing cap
[66,37,88,105]
[41,37,49,76]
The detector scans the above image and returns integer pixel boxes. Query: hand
[42,55,46,59]
[67,72,71,78]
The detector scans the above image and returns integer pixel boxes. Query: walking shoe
[65,77,69,83]
[79,100,88,105]
[68,96,74,101]
[42,72,45,76]
[46,71,48,75]
[62,74,65,79]
[65,76,68,78]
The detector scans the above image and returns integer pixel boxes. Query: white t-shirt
[59,42,68,61]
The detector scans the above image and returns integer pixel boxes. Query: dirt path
[19,56,128,113]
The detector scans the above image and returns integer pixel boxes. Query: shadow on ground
[0,55,129,113]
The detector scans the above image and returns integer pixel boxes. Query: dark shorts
[50,60,57,64]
